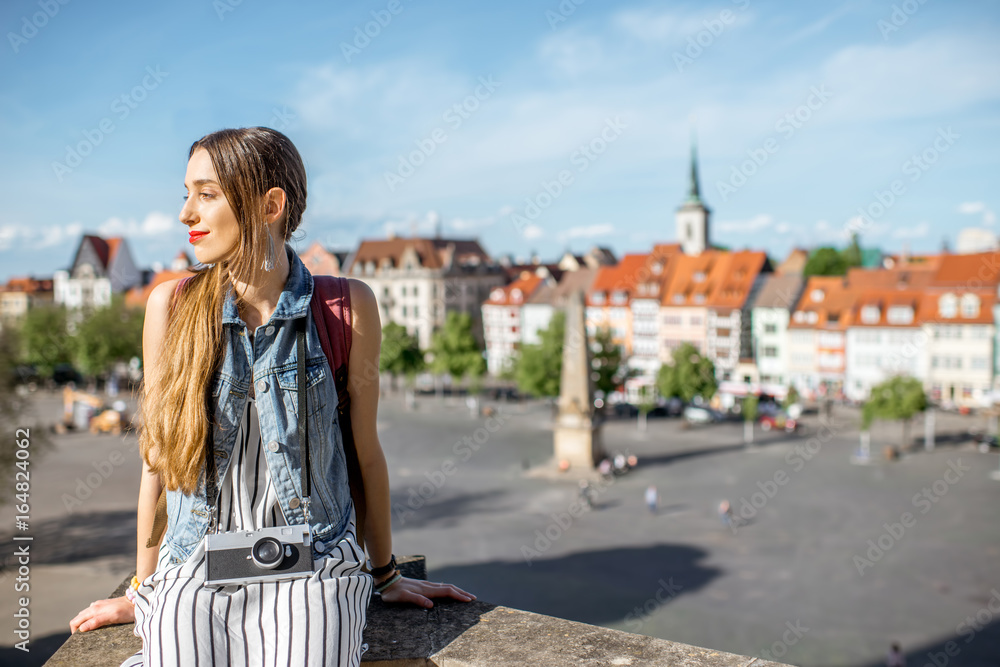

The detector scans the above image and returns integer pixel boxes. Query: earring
[262,233,277,272]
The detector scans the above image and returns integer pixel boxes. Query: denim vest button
[289,497,300,509]
[265,325,275,336]
[267,440,279,452]
[256,379,267,394]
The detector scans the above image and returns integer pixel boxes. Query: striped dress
[122,396,372,666]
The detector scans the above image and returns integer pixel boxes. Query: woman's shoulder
[343,278,375,308]
[341,278,380,338]
[147,276,193,317]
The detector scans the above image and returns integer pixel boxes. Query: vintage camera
[204,524,314,586]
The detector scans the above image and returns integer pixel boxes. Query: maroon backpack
[310,276,366,549]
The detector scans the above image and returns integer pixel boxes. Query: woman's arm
[346,279,473,608]
[70,278,178,633]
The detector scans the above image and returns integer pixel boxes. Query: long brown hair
[140,127,308,493]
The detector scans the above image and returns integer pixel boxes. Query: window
[413,285,419,297]
[810,289,825,303]
[861,305,880,324]
[694,294,705,304]
[402,285,407,296]
[972,357,989,370]
[591,291,606,305]
[611,291,627,305]
[693,271,706,282]
[764,323,777,334]
[961,293,980,318]
[383,287,390,298]
[807,312,819,324]
[763,346,778,358]
[402,306,408,317]
[690,316,702,326]
[939,293,957,319]
[663,315,682,325]
[413,306,419,318]
[887,306,913,325]
[673,294,684,304]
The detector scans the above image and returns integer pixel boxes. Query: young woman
[69,127,473,665]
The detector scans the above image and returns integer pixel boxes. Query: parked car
[683,405,724,425]
[759,412,797,433]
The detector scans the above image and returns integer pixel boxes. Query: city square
[2,391,998,666]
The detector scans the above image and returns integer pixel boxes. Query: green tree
[380,322,424,388]
[429,311,486,383]
[514,310,564,398]
[783,385,801,409]
[843,233,863,269]
[803,247,849,277]
[72,296,144,378]
[591,327,625,398]
[0,326,51,504]
[862,376,928,447]
[656,343,717,404]
[19,303,74,378]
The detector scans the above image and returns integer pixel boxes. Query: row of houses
[481,245,1000,409]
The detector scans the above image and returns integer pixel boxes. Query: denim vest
[162,246,352,564]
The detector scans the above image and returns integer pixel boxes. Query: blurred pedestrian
[718,500,734,529]
[886,642,905,667]
[645,484,658,513]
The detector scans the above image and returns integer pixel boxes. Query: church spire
[686,131,702,205]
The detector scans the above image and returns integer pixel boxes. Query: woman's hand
[69,596,135,634]
[377,576,475,609]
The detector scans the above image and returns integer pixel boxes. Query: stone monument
[553,290,603,470]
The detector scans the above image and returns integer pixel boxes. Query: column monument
[553,290,603,470]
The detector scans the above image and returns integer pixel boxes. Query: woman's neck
[230,243,291,331]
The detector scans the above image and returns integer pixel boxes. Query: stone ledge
[45,555,789,667]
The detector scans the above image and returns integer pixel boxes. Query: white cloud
[0,221,84,251]
[892,221,930,239]
[958,201,985,214]
[612,7,754,44]
[716,214,773,233]
[957,202,996,227]
[98,212,175,239]
[560,224,614,240]
[820,34,1000,123]
[780,5,851,46]
[522,225,544,240]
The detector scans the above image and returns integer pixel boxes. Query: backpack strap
[310,276,367,551]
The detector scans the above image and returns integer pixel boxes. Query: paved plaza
[2,392,999,666]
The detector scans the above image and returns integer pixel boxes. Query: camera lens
[251,537,284,569]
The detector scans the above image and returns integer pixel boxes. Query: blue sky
[1,0,999,282]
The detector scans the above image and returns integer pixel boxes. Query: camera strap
[204,315,313,533]
[296,315,313,523]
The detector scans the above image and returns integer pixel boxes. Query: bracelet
[370,554,396,578]
[124,576,140,605]
[374,571,402,594]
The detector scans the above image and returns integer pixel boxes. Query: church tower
[676,135,710,255]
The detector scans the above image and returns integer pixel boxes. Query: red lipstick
[189,231,209,243]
